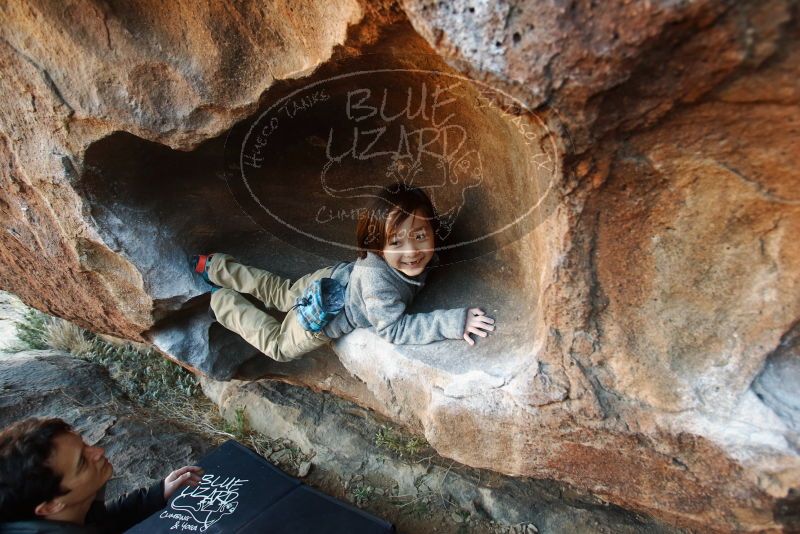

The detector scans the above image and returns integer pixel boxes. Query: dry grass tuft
[45,318,94,356]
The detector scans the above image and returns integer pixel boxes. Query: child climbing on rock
[191,185,495,362]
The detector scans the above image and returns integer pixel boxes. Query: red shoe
[190,254,221,292]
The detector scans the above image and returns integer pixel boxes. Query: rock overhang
[72,20,563,387]
[1,1,799,532]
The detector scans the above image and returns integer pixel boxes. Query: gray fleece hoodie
[322,252,468,344]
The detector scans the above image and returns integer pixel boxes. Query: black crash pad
[126,440,394,534]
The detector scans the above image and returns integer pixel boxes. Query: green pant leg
[284,265,337,303]
[206,253,295,311]
[210,288,330,363]
[274,307,331,361]
[209,261,338,362]
[210,289,283,361]
[268,265,336,359]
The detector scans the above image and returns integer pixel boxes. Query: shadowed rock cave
[77,28,561,386]
[3,0,799,530]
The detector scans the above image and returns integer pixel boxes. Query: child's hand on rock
[463,307,495,346]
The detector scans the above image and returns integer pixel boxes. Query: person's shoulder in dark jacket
[0,481,165,534]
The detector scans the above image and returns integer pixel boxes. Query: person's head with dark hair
[356,185,439,276]
[0,417,112,524]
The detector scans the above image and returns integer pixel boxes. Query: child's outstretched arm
[362,278,495,345]
[362,280,467,344]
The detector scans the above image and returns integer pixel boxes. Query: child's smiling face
[382,208,435,277]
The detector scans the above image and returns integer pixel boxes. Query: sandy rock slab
[202,375,683,534]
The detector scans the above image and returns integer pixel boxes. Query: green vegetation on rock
[13,308,199,404]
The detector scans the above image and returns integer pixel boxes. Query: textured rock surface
[399,0,800,530]
[0,0,365,337]
[202,376,682,533]
[399,0,794,151]
[0,1,798,532]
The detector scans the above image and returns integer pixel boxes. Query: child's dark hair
[356,185,439,259]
